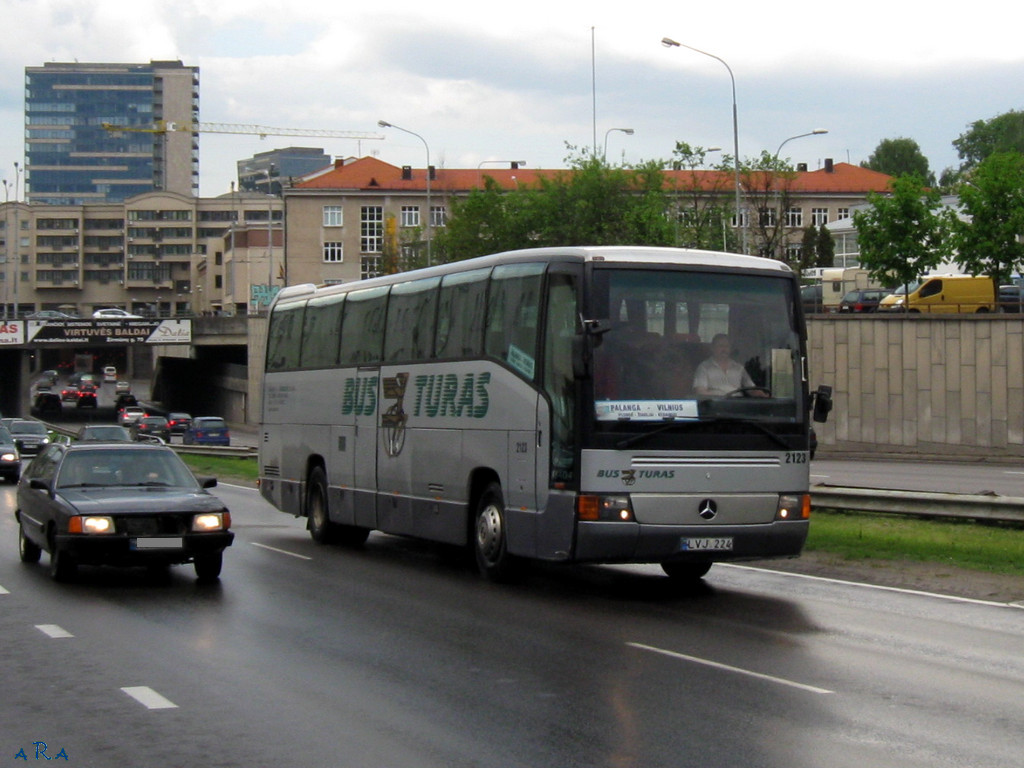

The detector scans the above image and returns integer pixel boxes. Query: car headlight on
[1,451,17,462]
[68,515,116,534]
[192,512,231,531]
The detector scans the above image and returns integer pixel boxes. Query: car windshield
[81,427,129,440]
[197,418,226,428]
[12,421,47,435]
[0,426,13,443]
[57,448,200,489]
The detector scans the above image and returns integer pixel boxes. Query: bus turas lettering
[412,372,490,418]
[341,376,379,415]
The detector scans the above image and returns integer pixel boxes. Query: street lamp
[378,120,432,266]
[477,160,527,186]
[662,37,745,252]
[775,129,828,160]
[603,128,635,160]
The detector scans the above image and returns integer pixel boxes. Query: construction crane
[101,119,384,141]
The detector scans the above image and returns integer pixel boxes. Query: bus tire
[307,466,337,544]
[661,561,712,581]
[473,482,518,582]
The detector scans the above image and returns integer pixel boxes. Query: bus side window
[436,269,489,359]
[266,303,305,371]
[300,294,345,368]
[340,286,389,365]
[485,263,544,378]
[384,277,440,362]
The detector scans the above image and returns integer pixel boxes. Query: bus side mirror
[812,385,833,423]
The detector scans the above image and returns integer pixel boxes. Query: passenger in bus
[693,334,767,396]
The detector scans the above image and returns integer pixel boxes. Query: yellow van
[879,275,995,313]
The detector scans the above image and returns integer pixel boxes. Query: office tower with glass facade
[24,60,199,204]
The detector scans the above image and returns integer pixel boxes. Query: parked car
[999,285,1023,313]
[92,308,143,319]
[118,406,146,426]
[33,392,62,417]
[166,412,192,435]
[838,288,889,313]
[25,310,76,320]
[60,384,80,402]
[15,441,234,582]
[183,417,231,446]
[132,416,171,442]
[8,419,50,458]
[76,389,98,409]
[76,424,133,442]
[0,424,21,483]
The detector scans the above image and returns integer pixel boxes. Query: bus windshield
[591,268,801,424]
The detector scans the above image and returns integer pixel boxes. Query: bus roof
[272,246,793,308]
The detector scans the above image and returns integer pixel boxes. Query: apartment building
[24,60,200,205]
[283,156,893,285]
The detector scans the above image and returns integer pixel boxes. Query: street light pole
[602,128,634,160]
[662,37,745,253]
[378,120,432,266]
[775,129,828,160]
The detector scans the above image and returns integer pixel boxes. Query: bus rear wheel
[307,467,369,547]
[473,482,518,582]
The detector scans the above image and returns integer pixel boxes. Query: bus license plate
[133,537,183,550]
[680,537,733,552]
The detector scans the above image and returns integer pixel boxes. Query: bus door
[351,366,380,530]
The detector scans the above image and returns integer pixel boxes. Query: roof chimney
[428,165,436,180]
[797,163,808,172]
[824,158,834,173]
[401,165,412,180]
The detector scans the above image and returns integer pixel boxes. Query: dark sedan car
[77,424,133,442]
[8,419,50,458]
[132,416,171,442]
[0,425,21,483]
[838,288,889,313]
[15,442,233,582]
[166,412,193,435]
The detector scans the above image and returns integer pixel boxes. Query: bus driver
[693,333,767,397]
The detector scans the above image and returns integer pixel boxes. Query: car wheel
[19,524,42,564]
[50,547,77,582]
[661,561,712,581]
[473,482,518,581]
[194,552,223,583]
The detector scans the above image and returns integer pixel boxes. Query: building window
[361,254,381,280]
[785,207,803,228]
[759,208,777,227]
[786,244,802,262]
[430,206,447,228]
[811,208,829,226]
[361,206,383,253]
[323,242,344,263]
[732,210,749,228]
[323,205,343,227]
[400,206,420,227]
[836,207,850,220]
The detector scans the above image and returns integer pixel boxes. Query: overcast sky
[2,0,1022,198]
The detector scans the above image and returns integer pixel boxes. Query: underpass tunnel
[151,344,249,423]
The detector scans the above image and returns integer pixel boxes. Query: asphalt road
[3,481,1022,768]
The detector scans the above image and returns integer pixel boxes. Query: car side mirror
[29,478,52,493]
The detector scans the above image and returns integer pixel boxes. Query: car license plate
[680,537,733,552]
[133,537,183,550]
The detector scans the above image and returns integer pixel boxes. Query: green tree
[951,152,1024,286]
[664,142,733,250]
[799,226,818,274]
[435,149,675,262]
[816,224,835,268]
[861,138,935,186]
[740,151,799,265]
[852,174,951,300]
[953,110,1024,173]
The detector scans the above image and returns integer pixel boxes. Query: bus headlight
[577,494,634,522]
[776,494,811,520]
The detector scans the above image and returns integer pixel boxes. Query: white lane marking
[36,624,73,639]
[121,686,178,710]
[251,542,312,560]
[0,584,9,595]
[721,563,1024,609]
[810,473,830,479]
[628,641,834,695]
[1003,471,1024,476]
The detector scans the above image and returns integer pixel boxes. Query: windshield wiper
[615,417,793,451]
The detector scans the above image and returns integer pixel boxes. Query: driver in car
[693,333,768,397]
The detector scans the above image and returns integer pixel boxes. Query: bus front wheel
[473,482,518,582]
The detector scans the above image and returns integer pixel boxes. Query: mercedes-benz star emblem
[698,499,718,520]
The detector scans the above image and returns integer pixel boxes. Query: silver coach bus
[258,246,832,581]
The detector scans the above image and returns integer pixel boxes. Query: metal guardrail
[812,484,1024,524]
